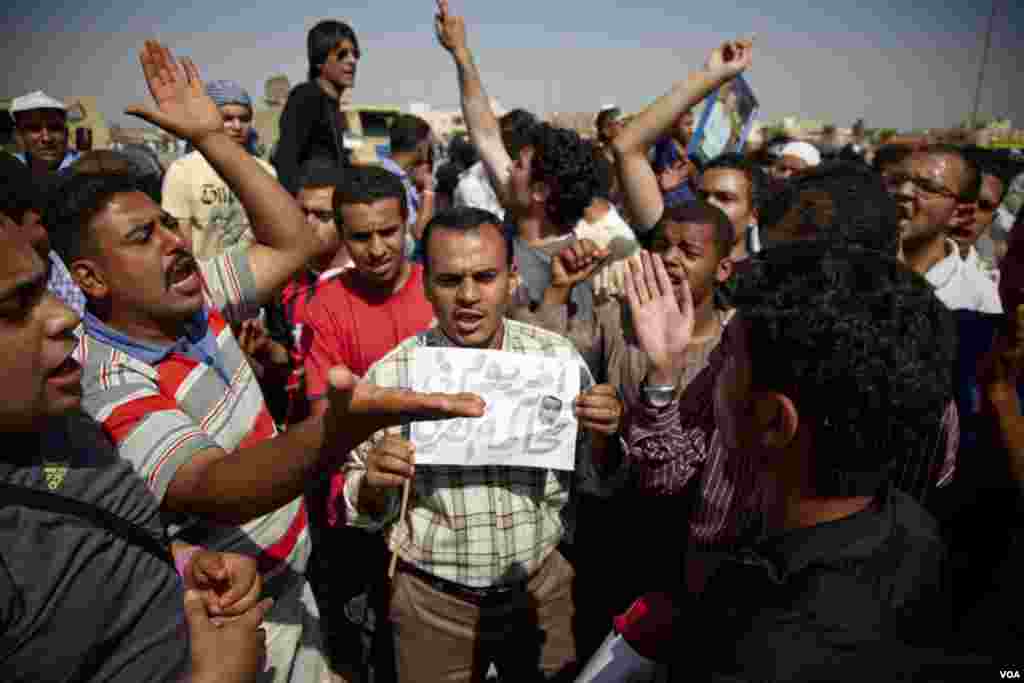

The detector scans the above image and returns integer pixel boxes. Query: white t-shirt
[573,203,640,301]
[161,151,278,260]
[927,239,1002,314]
[454,161,505,220]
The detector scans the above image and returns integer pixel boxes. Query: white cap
[779,141,822,167]
[10,91,67,117]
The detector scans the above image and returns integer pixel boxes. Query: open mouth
[48,351,82,387]
[166,256,201,295]
[368,260,392,276]
[453,310,484,334]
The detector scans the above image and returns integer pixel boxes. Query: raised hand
[435,0,468,55]
[125,40,224,143]
[185,550,263,618]
[704,36,755,82]
[551,239,610,290]
[625,251,694,383]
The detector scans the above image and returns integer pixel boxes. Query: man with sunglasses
[10,91,80,182]
[886,145,1001,313]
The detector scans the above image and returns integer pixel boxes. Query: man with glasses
[162,81,278,260]
[885,145,1001,313]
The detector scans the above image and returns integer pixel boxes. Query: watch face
[644,387,675,407]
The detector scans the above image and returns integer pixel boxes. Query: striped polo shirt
[74,245,310,587]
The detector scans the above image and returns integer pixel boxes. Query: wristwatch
[641,377,676,408]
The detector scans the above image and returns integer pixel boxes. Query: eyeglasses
[302,208,336,223]
[331,47,361,62]
[884,173,960,201]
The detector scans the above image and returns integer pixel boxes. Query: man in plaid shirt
[341,206,627,681]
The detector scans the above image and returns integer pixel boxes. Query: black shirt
[672,486,956,681]
[0,413,187,682]
[272,81,352,195]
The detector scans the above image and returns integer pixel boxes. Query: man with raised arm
[436,0,615,324]
[609,39,755,246]
[47,41,484,683]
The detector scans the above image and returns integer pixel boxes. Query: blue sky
[3,0,1021,131]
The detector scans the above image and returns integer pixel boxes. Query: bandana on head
[205,80,252,110]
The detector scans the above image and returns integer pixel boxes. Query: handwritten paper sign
[409,347,581,470]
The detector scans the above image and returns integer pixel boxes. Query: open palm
[125,40,224,142]
[625,251,694,373]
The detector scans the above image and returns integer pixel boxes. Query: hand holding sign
[704,36,755,83]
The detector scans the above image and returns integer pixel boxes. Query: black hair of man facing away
[758,160,902,255]
[676,241,958,680]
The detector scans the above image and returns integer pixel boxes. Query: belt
[397,560,531,605]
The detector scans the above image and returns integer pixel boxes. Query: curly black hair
[529,123,602,229]
[758,161,901,256]
[45,172,149,265]
[733,242,955,497]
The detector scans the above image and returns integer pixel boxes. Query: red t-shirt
[302,263,434,528]
[279,267,348,425]
[304,262,435,398]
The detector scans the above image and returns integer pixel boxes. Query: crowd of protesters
[2,2,1023,681]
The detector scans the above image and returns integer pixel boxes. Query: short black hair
[70,148,163,204]
[297,158,348,193]
[648,200,735,259]
[759,161,901,256]
[733,242,955,497]
[389,114,432,155]
[872,144,913,175]
[332,165,408,222]
[421,206,509,275]
[499,109,538,162]
[963,145,1014,204]
[447,134,478,169]
[529,123,602,229]
[702,153,766,215]
[45,173,148,264]
[307,20,360,82]
[922,144,981,202]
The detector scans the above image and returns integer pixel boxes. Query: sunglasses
[331,47,362,61]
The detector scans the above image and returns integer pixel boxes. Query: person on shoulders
[273,20,360,194]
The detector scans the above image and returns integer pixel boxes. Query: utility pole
[970,0,998,129]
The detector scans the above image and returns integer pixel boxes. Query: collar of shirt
[747,223,761,254]
[925,239,963,292]
[82,307,232,384]
[730,484,894,584]
[15,149,80,173]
